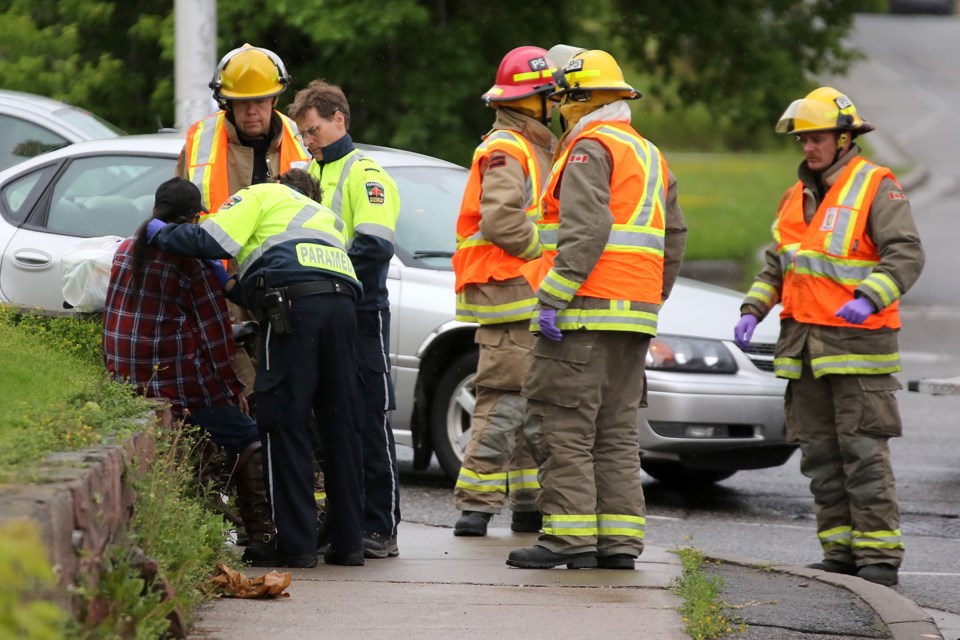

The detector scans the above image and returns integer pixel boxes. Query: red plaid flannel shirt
[103,237,243,413]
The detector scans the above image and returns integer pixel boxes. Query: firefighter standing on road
[450,46,559,537]
[508,50,687,569]
[287,81,403,560]
[149,170,365,569]
[734,87,924,587]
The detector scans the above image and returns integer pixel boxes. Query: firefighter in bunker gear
[150,170,365,568]
[735,87,924,587]
[287,80,402,559]
[177,43,310,411]
[507,50,687,569]
[451,45,560,537]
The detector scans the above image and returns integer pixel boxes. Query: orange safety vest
[777,156,900,330]
[183,111,309,211]
[522,121,667,309]
[453,130,544,293]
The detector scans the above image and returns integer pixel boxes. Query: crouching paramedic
[148,169,365,568]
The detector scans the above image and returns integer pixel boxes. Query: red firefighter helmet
[481,46,557,103]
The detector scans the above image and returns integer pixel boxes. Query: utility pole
[174,0,217,132]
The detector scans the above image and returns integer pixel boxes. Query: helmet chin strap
[832,132,850,165]
[539,94,550,126]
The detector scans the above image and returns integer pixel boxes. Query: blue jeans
[186,405,259,457]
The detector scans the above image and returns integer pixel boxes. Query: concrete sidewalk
[188,522,944,640]
[189,522,686,639]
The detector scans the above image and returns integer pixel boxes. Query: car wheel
[430,350,479,480]
[640,459,736,486]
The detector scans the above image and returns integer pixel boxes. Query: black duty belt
[282,280,354,300]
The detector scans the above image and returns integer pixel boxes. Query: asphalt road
[393,10,960,629]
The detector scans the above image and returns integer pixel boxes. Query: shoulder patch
[365,181,385,205]
[568,153,589,164]
[486,153,507,169]
[219,194,242,210]
[888,190,906,200]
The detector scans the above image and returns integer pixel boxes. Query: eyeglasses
[296,123,321,141]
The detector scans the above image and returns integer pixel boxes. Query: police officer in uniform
[149,169,364,568]
[734,88,924,586]
[509,50,687,570]
[288,81,402,559]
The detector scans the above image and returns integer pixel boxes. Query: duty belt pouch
[263,289,294,335]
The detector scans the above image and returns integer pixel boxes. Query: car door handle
[12,248,53,270]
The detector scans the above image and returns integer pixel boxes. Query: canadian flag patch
[888,191,906,200]
[568,153,589,164]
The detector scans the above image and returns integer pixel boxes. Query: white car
[0,89,124,171]
[0,133,791,487]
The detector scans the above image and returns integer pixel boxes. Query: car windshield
[52,106,126,138]
[391,165,466,270]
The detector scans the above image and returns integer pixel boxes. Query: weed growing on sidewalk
[671,545,746,640]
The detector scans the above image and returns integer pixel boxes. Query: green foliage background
[0,0,884,165]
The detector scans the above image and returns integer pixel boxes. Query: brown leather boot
[229,442,278,563]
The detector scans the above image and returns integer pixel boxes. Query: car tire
[640,459,736,486]
[430,350,479,481]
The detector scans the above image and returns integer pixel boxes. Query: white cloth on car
[61,235,123,312]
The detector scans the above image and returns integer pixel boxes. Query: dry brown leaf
[211,563,292,599]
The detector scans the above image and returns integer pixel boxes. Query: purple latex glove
[204,259,232,289]
[835,296,876,325]
[734,314,759,351]
[538,306,563,342]
[146,218,169,242]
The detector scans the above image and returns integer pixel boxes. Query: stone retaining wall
[0,407,170,610]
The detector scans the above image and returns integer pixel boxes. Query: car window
[51,106,125,138]
[391,166,466,269]
[0,166,56,225]
[45,155,175,238]
[0,114,70,170]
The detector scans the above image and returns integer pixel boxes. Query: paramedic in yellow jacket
[508,50,687,570]
[734,87,924,587]
[450,46,559,537]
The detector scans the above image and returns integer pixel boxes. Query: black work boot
[806,559,857,575]
[598,554,637,570]
[506,545,597,569]
[230,442,278,565]
[510,510,543,533]
[454,511,493,536]
[857,563,899,586]
[323,547,365,566]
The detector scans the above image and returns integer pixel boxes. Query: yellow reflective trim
[567,69,601,82]
[597,527,646,538]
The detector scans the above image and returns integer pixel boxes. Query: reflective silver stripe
[597,514,646,537]
[290,202,345,235]
[827,163,872,255]
[607,228,665,252]
[863,272,901,307]
[201,220,243,256]
[542,514,597,536]
[456,299,538,323]
[354,221,395,242]
[539,228,557,247]
[794,252,876,284]
[239,228,347,278]
[553,308,659,333]
[331,152,362,216]
[774,358,802,379]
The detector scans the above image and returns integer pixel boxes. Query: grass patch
[669,150,799,264]
[0,310,154,483]
[671,546,745,640]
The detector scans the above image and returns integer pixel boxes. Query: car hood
[660,277,780,344]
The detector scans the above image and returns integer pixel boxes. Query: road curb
[704,552,943,640]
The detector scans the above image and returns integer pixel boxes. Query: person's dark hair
[287,79,351,130]
[128,189,203,287]
[279,168,323,202]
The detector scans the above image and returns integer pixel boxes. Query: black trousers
[255,293,364,557]
[357,308,401,537]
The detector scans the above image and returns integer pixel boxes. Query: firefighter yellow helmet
[550,49,640,102]
[776,87,875,135]
[210,44,290,104]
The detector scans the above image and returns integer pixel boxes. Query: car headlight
[646,335,737,374]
